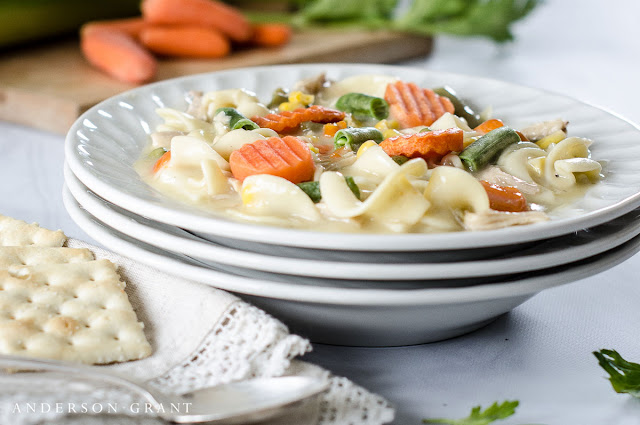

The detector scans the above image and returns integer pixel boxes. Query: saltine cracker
[1,260,152,364]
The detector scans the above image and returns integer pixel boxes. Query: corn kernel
[240,185,253,204]
[357,140,379,157]
[278,102,294,112]
[375,119,399,131]
[289,91,314,105]
[307,143,319,154]
[536,130,566,149]
[383,129,402,139]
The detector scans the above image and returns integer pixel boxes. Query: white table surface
[2,0,640,423]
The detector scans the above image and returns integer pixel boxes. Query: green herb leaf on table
[246,0,542,43]
[593,349,640,398]
[394,0,540,42]
[423,400,519,425]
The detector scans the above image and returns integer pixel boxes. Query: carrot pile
[251,105,346,133]
[385,81,455,128]
[80,0,293,84]
[379,128,464,161]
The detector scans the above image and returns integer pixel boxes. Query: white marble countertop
[2,0,640,423]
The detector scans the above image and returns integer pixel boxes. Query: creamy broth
[136,75,602,234]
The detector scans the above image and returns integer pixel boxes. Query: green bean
[297,181,322,203]
[148,147,167,161]
[344,176,360,200]
[215,107,259,131]
[334,127,383,151]
[267,87,289,109]
[335,92,389,120]
[392,155,409,166]
[297,176,360,203]
[459,127,520,172]
[433,86,482,128]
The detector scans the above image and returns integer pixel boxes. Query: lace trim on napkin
[149,300,311,394]
[319,377,395,425]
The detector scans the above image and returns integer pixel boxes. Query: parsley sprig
[593,349,640,398]
[423,400,519,425]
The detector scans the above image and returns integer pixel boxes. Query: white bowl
[63,186,640,346]
[65,64,640,252]
[65,164,640,282]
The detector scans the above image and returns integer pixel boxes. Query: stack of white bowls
[63,64,640,346]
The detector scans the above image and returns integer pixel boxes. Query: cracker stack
[0,215,152,364]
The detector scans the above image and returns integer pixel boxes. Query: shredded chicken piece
[520,119,568,142]
[293,73,327,95]
[185,90,207,121]
[464,209,549,231]
[478,166,541,196]
[150,130,185,150]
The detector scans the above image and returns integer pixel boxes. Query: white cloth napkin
[0,240,394,425]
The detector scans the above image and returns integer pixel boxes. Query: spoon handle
[0,355,160,408]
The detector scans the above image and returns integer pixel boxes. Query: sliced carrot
[480,180,528,212]
[82,18,147,40]
[141,0,252,42]
[474,119,505,134]
[323,120,347,137]
[475,118,528,141]
[250,23,292,47]
[229,136,315,183]
[153,150,171,173]
[252,105,345,133]
[515,131,529,141]
[80,28,157,84]
[140,25,230,58]
[384,81,455,128]
[379,128,463,161]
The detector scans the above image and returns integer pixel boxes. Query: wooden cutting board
[0,29,432,135]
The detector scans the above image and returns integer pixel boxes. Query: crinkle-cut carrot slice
[229,136,315,183]
[385,81,455,128]
[251,105,345,132]
[379,128,463,161]
[480,180,528,212]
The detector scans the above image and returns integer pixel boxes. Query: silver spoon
[0,355,329,424]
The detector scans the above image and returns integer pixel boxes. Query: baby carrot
[385,81,455,128]
[81,17,147,40]
[229,136,315,183]
[141,0,252,42]
[153,150,171,173]
[140,25,230,58]
[379,128,463,161]
[480,180,528,212]
[250,23,292,47]
[80,27,157,84]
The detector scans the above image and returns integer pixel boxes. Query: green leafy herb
[394,0,539,42]
[245,0,541,43]
[423,400,519,425]
[593,349,640,398]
